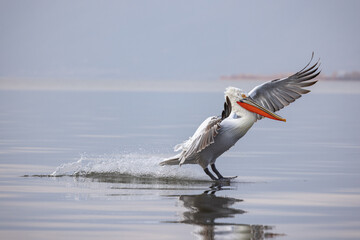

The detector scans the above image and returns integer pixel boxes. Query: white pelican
[160,53,321,180]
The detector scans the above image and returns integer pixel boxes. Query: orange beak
[237,98,286,122]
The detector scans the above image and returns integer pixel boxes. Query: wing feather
[249,53,321,120]
[222,96,232,120]
[178,97,232,165]
[179,116,221,165]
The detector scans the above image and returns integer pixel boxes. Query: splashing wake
[51,152,207,180]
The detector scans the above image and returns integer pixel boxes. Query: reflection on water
[166,182,281,240]
[179,190,245,225]
[2,90,360,239]
[40,173,283,239]
[78,172,209,186]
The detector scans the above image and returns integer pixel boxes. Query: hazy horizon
[1,1,360,81]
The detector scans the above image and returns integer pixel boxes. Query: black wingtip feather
[298,62,320,78]
[297,52,315,74]
[221,96,232,120]
[299,80,318,87]
[298,60,319,76]
[301,71,321,82]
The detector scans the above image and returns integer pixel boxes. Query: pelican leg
[204,168,218,180]
[211,164,238,180]
[211,164,224,179]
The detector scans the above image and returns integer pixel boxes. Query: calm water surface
[0,85,360,239]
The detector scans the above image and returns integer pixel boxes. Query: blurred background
[1,0,359,89]
[1,2,360,239]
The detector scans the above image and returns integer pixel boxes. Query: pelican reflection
[180,190,244,225]
[171,184,278,240]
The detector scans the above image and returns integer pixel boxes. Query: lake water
[1,80,360,239]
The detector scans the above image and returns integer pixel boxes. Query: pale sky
[0,0,359,81]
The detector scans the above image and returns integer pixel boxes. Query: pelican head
[224,87,247,102]
[224,86,251,116]
[225,86,286,122]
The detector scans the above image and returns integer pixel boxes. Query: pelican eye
[241,94,247,98]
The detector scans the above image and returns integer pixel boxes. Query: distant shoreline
[220,72,360,81]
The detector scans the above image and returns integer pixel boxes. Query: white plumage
[160,54,321,180]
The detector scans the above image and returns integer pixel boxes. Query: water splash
[51,152,207,180]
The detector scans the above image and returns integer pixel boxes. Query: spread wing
[248,53,321,120]
[178,97,232,165]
